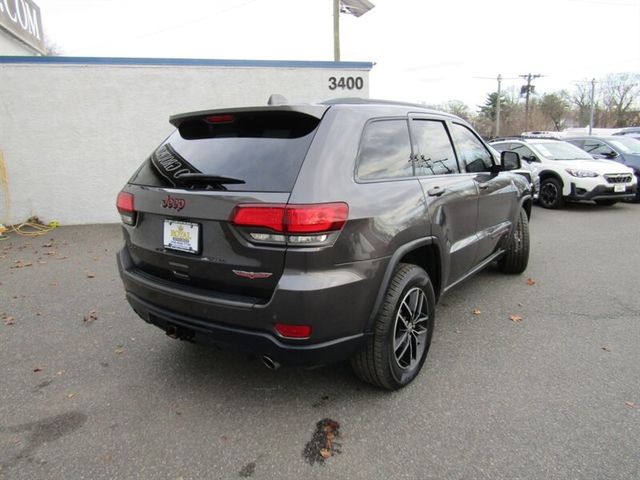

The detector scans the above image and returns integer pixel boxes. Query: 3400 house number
[328,76,364,90]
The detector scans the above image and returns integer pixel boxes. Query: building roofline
[0,56,373,69]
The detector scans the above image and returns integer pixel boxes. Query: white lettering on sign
[0,0,44,52]
[2,0,18,22]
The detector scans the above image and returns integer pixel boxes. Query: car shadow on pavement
[142,338,387,406]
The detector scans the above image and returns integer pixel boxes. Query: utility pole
[588,78,596,135]
[520,73,542,132]
[333,0,340,61]
[333,0,374,62]
[496,74,502,137]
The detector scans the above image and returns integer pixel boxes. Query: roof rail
[321,97,430,109]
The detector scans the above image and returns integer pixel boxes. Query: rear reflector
[116,191,136,225]
[275,323,312,339]
[231,203,348,234]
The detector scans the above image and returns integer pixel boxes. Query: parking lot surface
[1,203,639,480]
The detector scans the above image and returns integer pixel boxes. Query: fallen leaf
[472,309,481,316]
[4,316,15,326]
[93,256,100,261]
[624,401,636,408]
[319,449,331,459]
[509,314,523,323]
[38,261,47,265]
[114,347,125,355]
[86,273,96,279]
[83,311,98,324]
[57,370,64,376]
[33,367,43,373]
[43,242,53,248]
[526,278,536,286]
[67,393,75,399]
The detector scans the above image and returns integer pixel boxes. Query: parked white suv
[490,138,637,208]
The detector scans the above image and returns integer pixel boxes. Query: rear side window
[410,119,459,175]
[129,112,320,192]
[357,120,413,180]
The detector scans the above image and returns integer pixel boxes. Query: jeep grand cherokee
[117,98,532,390]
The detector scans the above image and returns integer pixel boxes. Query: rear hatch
[121,106,327,304]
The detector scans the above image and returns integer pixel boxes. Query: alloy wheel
[392,287,429,370]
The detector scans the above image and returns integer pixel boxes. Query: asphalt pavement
[1,202,639,480]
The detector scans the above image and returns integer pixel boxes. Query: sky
[36,0,640,109]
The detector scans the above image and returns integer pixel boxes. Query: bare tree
[43,36,63,56]
[570,81,594,127]
[443,100,472,122]
[601,73,640,127]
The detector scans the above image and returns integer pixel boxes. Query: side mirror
[501,150,521,171]
[604,150,618,159]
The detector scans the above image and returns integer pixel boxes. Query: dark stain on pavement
[303,418,341,465]
[33,379,53,391]
[311,395,330,408]
[238,461,256,477]
[0,411,87,469]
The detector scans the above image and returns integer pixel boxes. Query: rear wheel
[497,208,530,274]
[539,178,564,209]
[351,263,435,390]
[595,199,618,206]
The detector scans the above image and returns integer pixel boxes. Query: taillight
[275,323,312,339]
[116,191,136,225]
[231,203,348,245]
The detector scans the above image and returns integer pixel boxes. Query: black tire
[498,208,530,274]
[595,199,618,206]
[350,263,435,390]
[538,178,564,209]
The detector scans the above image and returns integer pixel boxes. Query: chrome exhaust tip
[262,355,281,370]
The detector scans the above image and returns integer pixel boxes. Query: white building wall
[0,58,371,225]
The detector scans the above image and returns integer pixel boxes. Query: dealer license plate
[163,220,200,253]
[614,184,626,193]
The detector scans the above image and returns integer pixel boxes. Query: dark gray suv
[117,99,532,389]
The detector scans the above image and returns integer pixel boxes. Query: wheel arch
[366,237,442,332]
[538,170,565,187]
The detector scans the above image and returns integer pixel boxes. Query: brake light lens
[204,114,235,124]
[275,323,312,339]
[286,203,348,233]
[232,204,286,232]
[116,191,136,225]
[231,203,348,234]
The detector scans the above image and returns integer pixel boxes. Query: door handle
[427,186,445,197]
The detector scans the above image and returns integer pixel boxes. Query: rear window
[129,111,320,192]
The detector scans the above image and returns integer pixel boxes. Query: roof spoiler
[169,104,329,128]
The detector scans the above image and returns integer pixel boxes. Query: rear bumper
[568,182,637,201]
[126,292,366,366]
[117,247,382,366]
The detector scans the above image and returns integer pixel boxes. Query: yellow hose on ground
[0,149,59,240]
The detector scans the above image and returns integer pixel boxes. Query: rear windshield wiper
[174,173,246,185]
